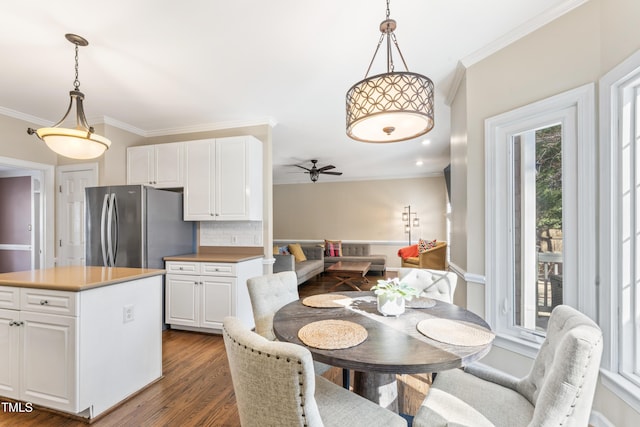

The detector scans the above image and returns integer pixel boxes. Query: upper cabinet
[127,142,183,188]
[183,136,263,221]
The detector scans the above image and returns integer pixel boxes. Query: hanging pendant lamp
[346,0,434,143]
[27,34,111,159]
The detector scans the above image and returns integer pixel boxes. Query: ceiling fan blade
[317,165,336,172]
[294,165,312,172]
[321,171,343,175]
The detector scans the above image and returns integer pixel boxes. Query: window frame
[485,83,597,357]
[599,48,640,413]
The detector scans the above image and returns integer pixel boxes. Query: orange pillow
[397,244,419,260]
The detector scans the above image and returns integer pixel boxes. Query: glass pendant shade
[27,34,111,160]
[37,128,110,160]
[346,71,434,143]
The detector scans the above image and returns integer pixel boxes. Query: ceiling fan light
[346,72,434,143]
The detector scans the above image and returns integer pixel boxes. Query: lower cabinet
[0,287,78,413]
[165,258,262,332]
[0,276,163,420]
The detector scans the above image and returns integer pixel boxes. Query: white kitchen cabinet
[165,258,262,332]
[183,136,263,221]
[0,287,78,412]
[0,275,163,420]
[127,142,184,188]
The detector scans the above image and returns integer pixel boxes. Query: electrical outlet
[123,305,135,323]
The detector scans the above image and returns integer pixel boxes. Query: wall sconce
[402,205,420,245]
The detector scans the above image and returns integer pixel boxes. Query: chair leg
[342,368,350,389]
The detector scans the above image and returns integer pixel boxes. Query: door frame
[0,156,55,268]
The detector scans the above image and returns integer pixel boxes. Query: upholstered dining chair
[246,271,331,375]
[222,316,407,427]
[397,268,457,303]
[412,305,603,427]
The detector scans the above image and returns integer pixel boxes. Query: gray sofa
[273,244,324,285]
[323,242,387,274]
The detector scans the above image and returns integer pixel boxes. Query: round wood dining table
[273,291,494,412]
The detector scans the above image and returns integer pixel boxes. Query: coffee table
[325,261,371,291]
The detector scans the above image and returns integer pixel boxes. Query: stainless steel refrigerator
[85,184,194,268]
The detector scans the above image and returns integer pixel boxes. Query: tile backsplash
[199,221,263,246]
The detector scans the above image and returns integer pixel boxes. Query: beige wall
[0,115,58,165]
[273,176,447,269]
[452,0,640,424]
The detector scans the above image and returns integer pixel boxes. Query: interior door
[0,176,32,273]
[57,168,97,266]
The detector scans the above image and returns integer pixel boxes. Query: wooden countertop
[163,253,263,263]
[0,266,165,292]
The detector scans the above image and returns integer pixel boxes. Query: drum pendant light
[346,0,434,143]
[27,34,111,159]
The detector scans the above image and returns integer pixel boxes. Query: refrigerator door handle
[112,194,119,265]
[100,193,109,267]
[106,193,116,266]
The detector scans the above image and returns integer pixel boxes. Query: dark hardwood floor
[0,272,428,427]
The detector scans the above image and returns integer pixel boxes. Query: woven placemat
[298,320,368,350]
[302,294,352,308]
[417,318,495,347]
[406,297,437,309]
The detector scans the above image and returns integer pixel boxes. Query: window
[485,84,596,356]
[512,125,563,331]
[600,49,640,412]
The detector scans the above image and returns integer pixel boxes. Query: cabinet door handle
[179,266,184,270]
[40,300,49,305]
[9,321,15,326]
[10,321,24,326]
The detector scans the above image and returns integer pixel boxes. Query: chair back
[518,305,602,426]
[398,268,457,303]
[222,316,324,427]
[246,271,299,340]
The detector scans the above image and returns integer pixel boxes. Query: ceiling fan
[295,160,343,183]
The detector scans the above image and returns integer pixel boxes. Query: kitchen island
[0,266,165,420]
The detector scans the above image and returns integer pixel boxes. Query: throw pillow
[288,243,307,262]
[277,245,290,255]
[324,240,342,257]
[397,244,419,260]
[418,238,437,253]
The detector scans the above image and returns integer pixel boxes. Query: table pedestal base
[353,371,398,413]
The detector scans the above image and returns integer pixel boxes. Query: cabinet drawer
[0,286,19,310]
[165,261,201,275]
[20,288,78,316]
[201,263,236,277]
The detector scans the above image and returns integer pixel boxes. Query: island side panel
[78,275,163,418]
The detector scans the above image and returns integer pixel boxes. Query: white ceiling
[0,0,584,184]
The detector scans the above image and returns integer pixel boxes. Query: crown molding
[459,0,588,69]
[0,106,52,126]
[445,61,467,106]
[99,116,147,136]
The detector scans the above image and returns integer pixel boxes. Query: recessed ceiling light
[421,139,431,146]
[416,160,424,166]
